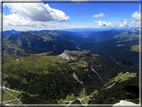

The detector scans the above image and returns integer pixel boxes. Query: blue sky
[47,3,139,24]
[2,1,140,31]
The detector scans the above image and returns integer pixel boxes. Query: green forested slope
[79,38,139,74]
[88,77,139,104]
[3,50,135,104]
[3,50,139,104]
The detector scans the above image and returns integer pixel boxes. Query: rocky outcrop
[57,50,75,60]
[57,50,94,60]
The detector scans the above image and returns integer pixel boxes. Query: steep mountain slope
[29,30,88,45]
[129,28,139,35]
[86,30,126,41]
[3,41,27,56]
[79,32,139,72]
[3,29,21,38]
[3,31,78,55]
[89,77,139,104]
[114,31,139,41]
[3,34,19,44]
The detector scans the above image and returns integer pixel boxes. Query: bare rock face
[57,50,75,60]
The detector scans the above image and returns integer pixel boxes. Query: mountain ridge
[86,30,126,41]
[3,31,78,56]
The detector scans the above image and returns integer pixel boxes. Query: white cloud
[3,3,71,30]
[4,3,70,22]
[92,13,105,18]
[119,11,141,28]
[3,2,99,31]
[3,13,98,31]
[130,19,140,27]
[130,11,141,27]
[132,11,140,20]
[3,13,68,30]
[4,13,28,26]
[119,19,130,27]
[113,100,140,106]
[94,20,116,27]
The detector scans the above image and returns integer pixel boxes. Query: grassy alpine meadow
[82,98,90,104]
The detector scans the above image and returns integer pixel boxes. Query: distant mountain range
[62,27,138,32]
[129,28,139,35]
[3,28,140,67]
[3,31,81,56]
[3,29,21,38]
[2,27,139,39]
[86,30,126,41]
[86,28,140,42]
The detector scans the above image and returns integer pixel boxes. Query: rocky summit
[57,50,75,60]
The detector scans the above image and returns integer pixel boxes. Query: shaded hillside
[3,41,27,56]
[114,31,139,41]
[29,30,88,45]
[88,77,139,104]
[79,37,139,72]
[3,31,78,55]
[3,34,19,44]
[3,29,21,38]
[86,30,126,41]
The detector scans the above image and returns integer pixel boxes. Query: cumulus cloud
[3,3,71,30]
[93,11,141,28]
[130,19,140,27]
[132,11,140,20]
[3,13,69,30]
[3,12,97,31]
[92,13,105,18]
[94,20,116,27]
[4,3,70,22]
[119,19,130,27]
[129,11,141,27]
